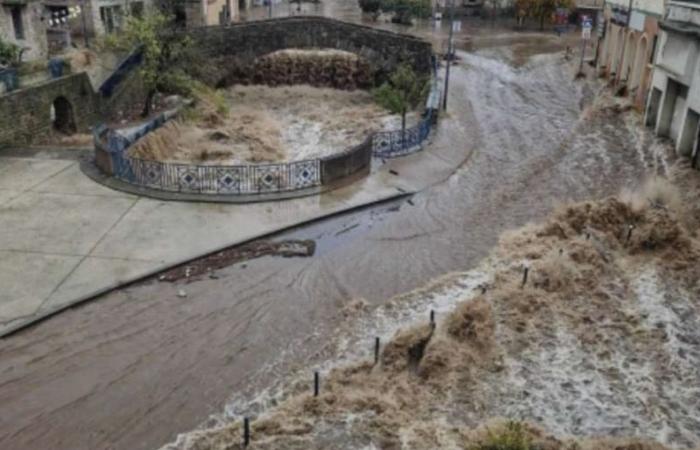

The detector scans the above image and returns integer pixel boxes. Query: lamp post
[442,0,454,111]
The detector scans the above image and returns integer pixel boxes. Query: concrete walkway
[0,109,466,337]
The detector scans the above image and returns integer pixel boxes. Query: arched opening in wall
[621,32,637,83]
[612,27,625,75]
[51,96,77,135]
[602,23,613,67]
[631,35,648,92]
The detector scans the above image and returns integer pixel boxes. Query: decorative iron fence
[94,61,440,196]
[102,137,323,195]
[372,110,433,158]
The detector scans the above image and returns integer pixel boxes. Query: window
[10,6,24,40]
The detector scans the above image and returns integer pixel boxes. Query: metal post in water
[374,337,380,365]
[442,0,455,111]
[313,371,320,397]
[626,224,634,244]
[243,417,250,447]
[522,266,529,288]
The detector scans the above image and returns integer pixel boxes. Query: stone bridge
[190,16,435,87]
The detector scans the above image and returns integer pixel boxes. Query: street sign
[582,27,591,40]
[452,20,462,32]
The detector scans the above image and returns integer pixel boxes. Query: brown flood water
[0,11,672,450]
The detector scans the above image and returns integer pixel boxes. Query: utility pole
[442,0,454,111]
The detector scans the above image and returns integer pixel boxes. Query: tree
[104,10,195,117]
[373,64,429,148]
[514,0,572,30]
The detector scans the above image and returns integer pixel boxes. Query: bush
[470,422,534,450]
[0,38,20,67]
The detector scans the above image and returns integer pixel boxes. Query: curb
[0,189,413,339]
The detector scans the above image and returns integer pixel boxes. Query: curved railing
[94,121,372,196]
[93,62,440,198]
[372,109,434,158]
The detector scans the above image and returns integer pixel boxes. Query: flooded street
[0,9,675,450]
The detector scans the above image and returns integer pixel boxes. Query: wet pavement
[0,8,673,450]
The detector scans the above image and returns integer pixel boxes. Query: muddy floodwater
[129,84,409,164]
[0,13,675,450]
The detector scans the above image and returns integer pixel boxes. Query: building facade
[184,0,237,27]
[646,0,700,160]
[0,0,48,61]
[598,0,665,111]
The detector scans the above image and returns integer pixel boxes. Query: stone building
[0,0,48,61]
[597,0,665,111]
[184,0,237,27]
[645,0,700,160]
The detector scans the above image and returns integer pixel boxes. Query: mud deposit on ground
[128,85,412,164]
[164,178,700,450]
[158,240,315,283]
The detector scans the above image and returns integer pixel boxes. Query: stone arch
[611,26,625,75]
[51,96,77,135]
[621,31,637,82]
[602,22,614,68]
[192,17,433,89]
[631,34,649,90]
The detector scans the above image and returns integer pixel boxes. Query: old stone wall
[189,16,434,87]
[0,73,99,146]
[0,0,48,62]
[1,17,433,148]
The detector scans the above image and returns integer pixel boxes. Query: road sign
[452,20,461,32]
[582,27,591,40]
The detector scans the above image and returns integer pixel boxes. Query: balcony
[667,1,700,29]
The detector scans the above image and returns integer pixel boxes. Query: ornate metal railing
[372,110,433,158]
[94,62,440,196]
[105,145,322,195]
[113,155,321,195]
